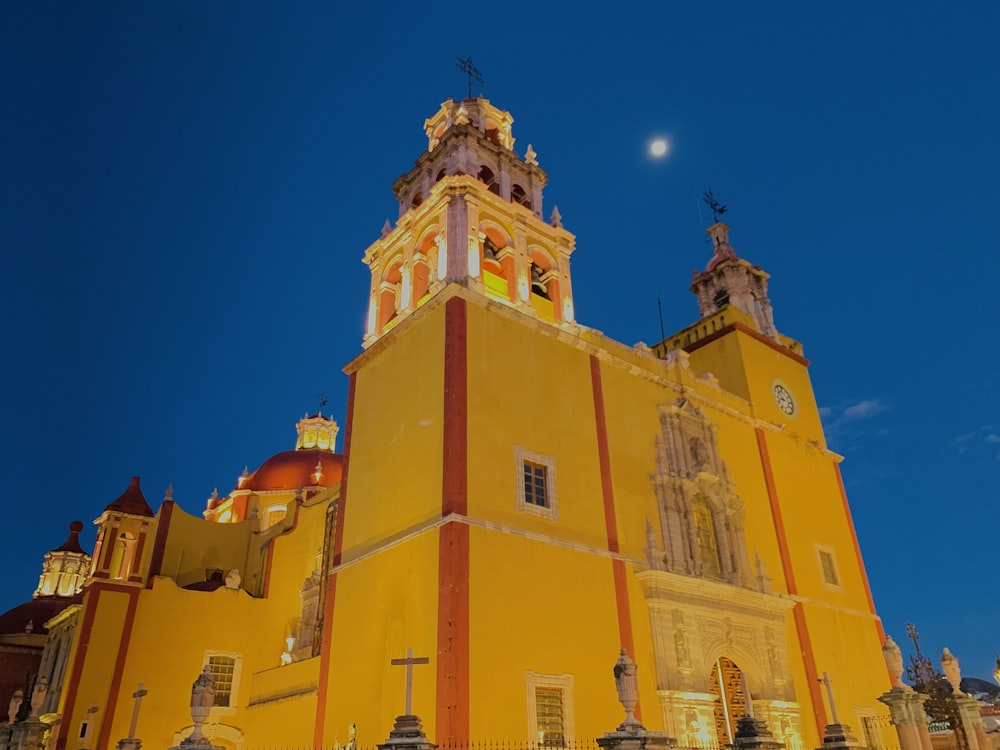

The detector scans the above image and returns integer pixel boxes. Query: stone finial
[550,205,562,228]
[382,219,392,238]
[8,689,22,724]
[525,144,538,166]
[164,484,174,502]
[941,648,962,694]
[882,636,909,691]
[224,569,241,590]
[613,650,642,731]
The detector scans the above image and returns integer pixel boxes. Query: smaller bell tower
[89,477,155,585]
[690,222,778,341]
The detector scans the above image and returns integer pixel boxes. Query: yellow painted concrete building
[5,97,890,750]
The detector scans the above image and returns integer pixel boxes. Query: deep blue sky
[4,3,998,681]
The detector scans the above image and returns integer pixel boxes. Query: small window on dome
[714,289,730,309]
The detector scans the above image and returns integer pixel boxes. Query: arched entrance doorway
[709,656,748,746]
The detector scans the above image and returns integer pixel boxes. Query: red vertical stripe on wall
[590,355,640,720]
[313,370,357,747]
[755,428,826,736]
[437,296,470,742]
[442,297,468,517]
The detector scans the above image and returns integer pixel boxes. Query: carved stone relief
[648,398,751,587]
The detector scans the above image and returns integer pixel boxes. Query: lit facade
[1,97,890,750]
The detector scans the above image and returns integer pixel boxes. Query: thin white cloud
[986,433,1000,444]
[841,399,887,421]
[821,398,889,445]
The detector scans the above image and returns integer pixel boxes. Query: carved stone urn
[882,636,909,691]
[941,648,962,695]
[614,650,642,730]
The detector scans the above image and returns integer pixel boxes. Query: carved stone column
[956,696,991,750]
[877,690,933,750]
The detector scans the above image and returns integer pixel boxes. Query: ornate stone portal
[642,399,802,749]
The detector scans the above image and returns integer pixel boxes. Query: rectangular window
[523,461,548,507]
[526,671,574,748]
[817,547,840,587]
[207,655,236,707]
[535,686,566,746]
[515,447,558,520]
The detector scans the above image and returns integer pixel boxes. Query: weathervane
[701,190,728,223]
[317,392,328,416]
[456,57,483,99]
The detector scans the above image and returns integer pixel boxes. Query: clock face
[772,382,796,416]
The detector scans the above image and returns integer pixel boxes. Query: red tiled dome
[243,450,343,492]
[0,597,79,637]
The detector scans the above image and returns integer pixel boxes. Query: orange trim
[56,586,103,749]
[612,558,640,721]
[313,371,357,747]
[685,322,810,367]
[756,429,827,737]
[96,586,141,750]
[146,500,174,588]
[442,297,468,517]
[437,521,470,743]
[755,429,797,594]
[331,371,357,568]
[437,297,470,742]
[591,356,639,719]
[832,462,877,616]
[793,603,828,734]
[313,571,340,748]
[833,461,891,686]
[590,356,619,553]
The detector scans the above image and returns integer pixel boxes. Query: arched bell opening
[528,250,560,322]
[512,183,532,211]
[410,191,423,209]
[480,226,514,302]
[478,165,501,196]
[378,261,403,333]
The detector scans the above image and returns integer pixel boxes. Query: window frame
[815,544,841,590]
[515,446,558,520]
[202,650,243,714]
[525,671,574,748]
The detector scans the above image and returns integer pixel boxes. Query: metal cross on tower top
[390,648,430,716]
[456,57,483,99]
[702,190,728,224]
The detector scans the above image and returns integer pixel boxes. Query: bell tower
[89,476,155,585]
[690,222,778,340]
[362,97,577,347]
